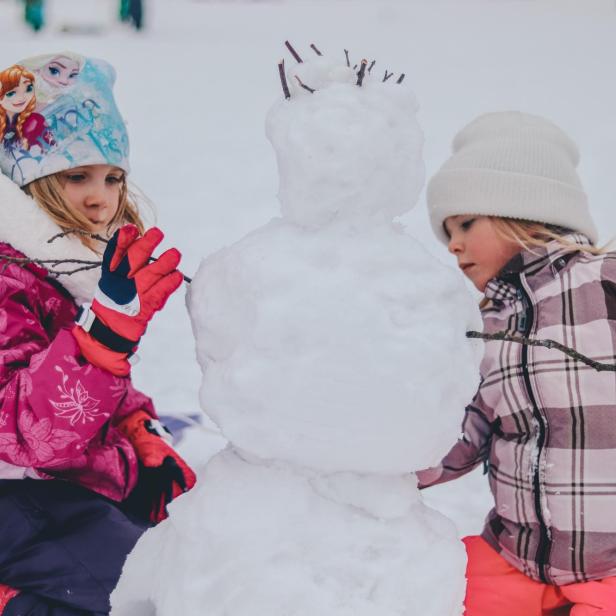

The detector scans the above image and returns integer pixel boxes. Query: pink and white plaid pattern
[419,234,616,585]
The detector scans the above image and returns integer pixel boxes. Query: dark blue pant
[0,480,148,616]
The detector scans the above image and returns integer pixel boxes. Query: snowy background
[2,0,616,554]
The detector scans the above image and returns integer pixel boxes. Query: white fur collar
[0,174,100,305]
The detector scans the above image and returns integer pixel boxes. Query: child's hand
[118,410,197,523]
[73,225,184,376]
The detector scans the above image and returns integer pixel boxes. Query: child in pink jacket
[0,51,196,615]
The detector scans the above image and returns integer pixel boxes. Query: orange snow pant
[463,536,616,615]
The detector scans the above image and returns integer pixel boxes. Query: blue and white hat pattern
[0,51,129,186]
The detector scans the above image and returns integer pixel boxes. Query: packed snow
[1,0,616,613]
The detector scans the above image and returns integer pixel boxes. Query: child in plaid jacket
[421,111,616,615]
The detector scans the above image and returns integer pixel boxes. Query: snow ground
[2,0,616,544]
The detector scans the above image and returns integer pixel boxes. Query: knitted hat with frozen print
[0,51,129,187]
[426,111,597,244]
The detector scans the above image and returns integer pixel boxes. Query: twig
[466,330,616,372]
[383,70,394,82]
[310,43,322,56]
[396,73,405,84]
[356,59,368,86]
[294,75,315,94]
[48,229,109,244]
[278,60,291,99]
[285,40,303,63]
[368,60,375,74]
[0,254,102,278]
[353,64,357,70]
[45,230,194,282]
[344,49,350,67]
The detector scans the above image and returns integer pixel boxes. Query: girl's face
[41,57,80,87]
[444,215,523,292]
[0,76,34,115]
[60,165,124,232]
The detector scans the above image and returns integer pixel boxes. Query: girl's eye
[48,67,60,76]
[461,218,476,231]
[65,174,85,182]
[5,91,15,99]
[106,175,123,184]
[26,84,33,93]
[69,72,79,80]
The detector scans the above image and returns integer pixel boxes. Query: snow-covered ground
[2,0,616,583]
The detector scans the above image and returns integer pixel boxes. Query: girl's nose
[84,184,108,208]
[448,236,463,254]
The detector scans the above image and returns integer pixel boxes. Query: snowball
[111,449,466,616]
[267,57,424,228]
[187,219,481,474]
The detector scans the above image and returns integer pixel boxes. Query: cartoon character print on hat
[0,65,55,154]
[0,51,130,187]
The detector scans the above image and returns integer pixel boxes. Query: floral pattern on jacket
[0,242,155,501]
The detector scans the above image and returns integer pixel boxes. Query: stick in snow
[278,60,291,99]
[466,330,616,372]
[356,59,368,86]
[344,49,350,67]
[310,43,322,56]
[368,60,376,74]
[285,40,303,63]
[294,75,315,93]
[396,73,405,84]
[383,70,394,82]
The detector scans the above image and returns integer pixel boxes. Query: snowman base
[112,447,465,616]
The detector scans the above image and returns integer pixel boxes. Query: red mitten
[73,225,183,376]
[118,410,197,523]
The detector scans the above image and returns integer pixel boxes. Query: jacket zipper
[516,275,551,583]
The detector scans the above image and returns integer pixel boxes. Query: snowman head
[266,44,425,229]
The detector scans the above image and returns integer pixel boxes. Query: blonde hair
[23,172,148,251]
[490,217,609,256]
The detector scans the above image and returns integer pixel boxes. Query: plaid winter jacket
[421,234,616,585]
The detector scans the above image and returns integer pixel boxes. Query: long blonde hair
[23,172,148,251]
[490,217,609,256]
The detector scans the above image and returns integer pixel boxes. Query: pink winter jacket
[0,241,156,502]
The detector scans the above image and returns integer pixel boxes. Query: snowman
[111,44,481,616]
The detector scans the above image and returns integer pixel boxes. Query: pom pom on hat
[0,51,129,187]
[426,111,597,244]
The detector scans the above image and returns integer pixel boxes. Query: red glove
[73,225,183,376]
[118,410,197,523]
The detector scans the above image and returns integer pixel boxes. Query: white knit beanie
[426,111,597,244]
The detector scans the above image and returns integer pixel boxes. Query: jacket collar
[484,233,592,302]
[0,174,101,305]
